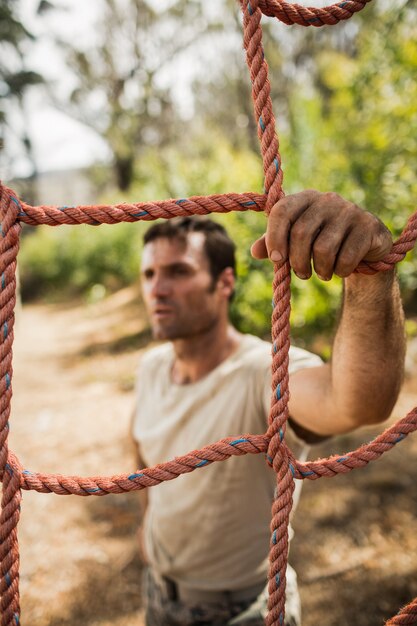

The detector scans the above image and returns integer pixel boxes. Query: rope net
[1,1,416,624]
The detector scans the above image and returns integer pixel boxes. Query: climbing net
[1,1,417,624]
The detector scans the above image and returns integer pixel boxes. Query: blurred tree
[56,0,222,192]
[0,0,44,194]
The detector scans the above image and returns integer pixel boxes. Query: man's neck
[171,323,242,385]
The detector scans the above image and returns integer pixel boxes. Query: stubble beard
[151,310,220,342]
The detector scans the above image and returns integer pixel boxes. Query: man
[131,189,405,626]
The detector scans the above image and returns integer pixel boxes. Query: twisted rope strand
[3,405,415,497]
[0,187,265,226]
[0,193,21,626]
[13,436,268,495]
[241,0,293,622]
[387,598,417,626]
[258,0,372,26]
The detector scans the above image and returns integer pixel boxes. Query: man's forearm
[330,269,405,426]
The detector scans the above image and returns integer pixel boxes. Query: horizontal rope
[2,183,417,275]
[5,436,269,495]
[258,0,372,26]
[3,404,416,497]
[3,188,264,226]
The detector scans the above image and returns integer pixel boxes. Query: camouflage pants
[142,567,301,626]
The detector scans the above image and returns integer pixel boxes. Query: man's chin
[152,325,179,341]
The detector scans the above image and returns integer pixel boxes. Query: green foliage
[19,222,143,300]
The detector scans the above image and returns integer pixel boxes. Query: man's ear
[216,267,235,300]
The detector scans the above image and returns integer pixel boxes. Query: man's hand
[251,190,393,280]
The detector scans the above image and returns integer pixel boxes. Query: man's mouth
[152,306,174,319]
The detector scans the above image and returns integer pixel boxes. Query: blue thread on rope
[128,472,144,480]
[273,157,280,173]
[289,463,295,477]
[273,341,277,354]
[337,456,348,463]
[276,384,281,400]
[176,199,187,205]
[271,298,275,308]
[133,211,148,218]
[308,17,320,23]
[86,487,102,493]
[266,454,273,465]
[279,612,284,625]
[272,529,277,545]
[394,433,406,443]
[57,206,75,211]
[10,194,26,218]
[338,1,348,6]
[5,463,13,476]
[1,273,5,289]
[0,224,4,238]
[259,116,265,131]
[3,322,8,339]
[22,470,33,475]
[14,614,20,625]
[279,428,284,442]
[241,201,256,207]
[301,469,314,477]
[247,1,253,15]
[5,373,11,390]
[11,196,22,210]
[230,438,248,446]
[196,460,209,467]
[5,572,11,587]
[275,572,281,587]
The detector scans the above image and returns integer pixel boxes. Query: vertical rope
[0,187,22,626]
[241,2,294,623]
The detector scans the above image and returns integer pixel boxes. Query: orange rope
[1,1,416,624]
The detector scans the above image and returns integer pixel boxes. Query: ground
[7,287,417,626]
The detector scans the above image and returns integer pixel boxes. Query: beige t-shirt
[133,334,322,591]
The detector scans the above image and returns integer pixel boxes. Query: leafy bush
[19,222,144,300]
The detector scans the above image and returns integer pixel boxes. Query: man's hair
[143,217,236,283]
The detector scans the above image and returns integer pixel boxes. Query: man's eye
[173,267,190,276]
[143,271,154,280]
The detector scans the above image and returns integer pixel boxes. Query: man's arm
[289,270,405,436]
[252,190,405,436]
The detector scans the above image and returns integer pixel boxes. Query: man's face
[141,233,229,340]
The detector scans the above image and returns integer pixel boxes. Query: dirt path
[7,292,417,626]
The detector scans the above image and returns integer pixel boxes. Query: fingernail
[317,274,330,281]
[294,271,309,280]
[270,250,283,262]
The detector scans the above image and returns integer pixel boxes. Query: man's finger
[265,190,321,263]
[251,234,268,259]
[333,228,373,277]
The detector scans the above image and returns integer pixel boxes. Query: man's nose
[150,275,171,298]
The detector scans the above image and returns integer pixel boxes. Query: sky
[4,1,107,178]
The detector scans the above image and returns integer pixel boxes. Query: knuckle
[323,191,341,202]
[291,221,309,242]
[313,239,334,258]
